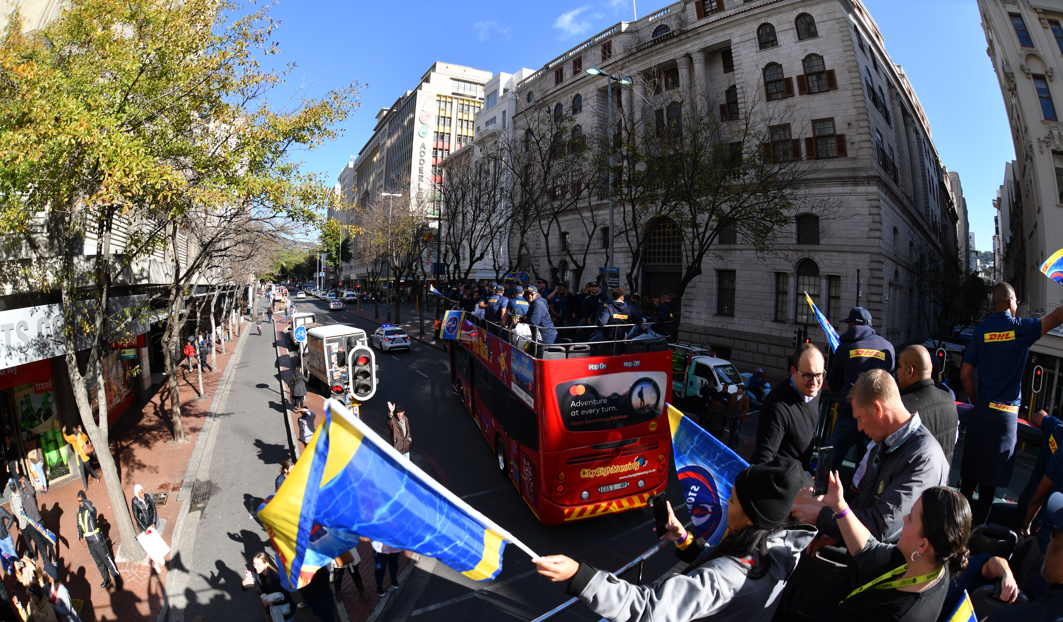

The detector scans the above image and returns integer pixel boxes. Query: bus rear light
[580,491,590,500]
[657,465,665,473]
[556,484,565,493]
[658,453,666,463]
[556,472,566,481]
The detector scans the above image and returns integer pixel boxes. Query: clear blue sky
[261,0,1010,252]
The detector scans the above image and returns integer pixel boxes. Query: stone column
[676,54,691,98]
[634,78,646,132]
[691,49,707,109]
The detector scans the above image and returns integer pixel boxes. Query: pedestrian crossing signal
[1033,365,1044,393]
[348,346,377,401]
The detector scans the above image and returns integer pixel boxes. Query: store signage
[120,349,138,360]
[110,334,146,350]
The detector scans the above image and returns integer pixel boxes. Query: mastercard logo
[569,384,587,396]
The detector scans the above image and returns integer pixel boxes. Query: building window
[1011,14,1034,48]
[1035,75,1057,120]
[758,23,778,50]
[721,85,739,121]
[601,40,613,61]
[653,24,671,38]
[774,273,789,322]
[806,118,845,158]
[722,49,735,73]
[888,144,897,182]
[666,101,682,138]
[725,141,743,170]
[795,260,820,324]
[502,110,507,128]
[876,130,884,167]
[486,90,497,109]
[664,67,680,91]
[1054,152,1063,202]
[527,91,534,103]
[827,275,841,322]
[554,103,564,123]
[768,124,794,162]
[561,232,571,251]
[601,227,610,249]
[796,214,820,244]
[796,13,818,40]
[572,93,583,114]
[803,54,827,93]
[719,221,737,244]
[555,67,564,85]
[716,270,736,316]
[572,56,583,74]
[764,63,787,101]
[1051,20,1063,54]
[571,124,585,152]
[702,0,720,16]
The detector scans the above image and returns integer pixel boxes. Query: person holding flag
[533,457,814,622]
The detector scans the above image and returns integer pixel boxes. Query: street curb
[158,317,252,622]
[365,553,421,622]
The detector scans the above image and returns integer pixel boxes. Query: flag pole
[322,399,541,560]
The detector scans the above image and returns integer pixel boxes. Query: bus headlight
[580,491,590,500]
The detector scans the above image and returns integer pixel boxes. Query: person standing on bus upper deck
[480,285,509,325]
[960,282,1063,525]
[508,286,530,322]
[524,286,557,345]
[582,282,606,324]
[595,288,630,341]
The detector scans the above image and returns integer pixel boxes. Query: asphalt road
[294,297,691,622]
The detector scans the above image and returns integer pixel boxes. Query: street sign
[294,326,307,343]
[604,266,620,288]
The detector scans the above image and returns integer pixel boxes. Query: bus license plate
[598,482,629,494]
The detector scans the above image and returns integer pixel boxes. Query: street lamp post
[586,67,631,273]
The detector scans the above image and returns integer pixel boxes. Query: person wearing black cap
[533,457,816,622]
[76,490,119,588]
[479,285,509,327]
[18,476,54,565]
[386,402,412,460]
[524,286,557,346]
[826,306,896,471]
[508,286,529,323]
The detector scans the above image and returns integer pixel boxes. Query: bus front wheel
[495,435,507,476]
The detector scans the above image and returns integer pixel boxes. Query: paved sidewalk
[0,324,248,621]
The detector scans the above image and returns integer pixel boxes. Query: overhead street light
[585,67,632,271]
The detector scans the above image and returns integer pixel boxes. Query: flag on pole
[944,590,976,622]
[1041,248,1063,283]
[667,404,749,546]
[257,399,536,589]
[804,291,840,352]
[440,309,464,340]
[429,284,444,297]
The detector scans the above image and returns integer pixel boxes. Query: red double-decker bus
[448,316,672,524]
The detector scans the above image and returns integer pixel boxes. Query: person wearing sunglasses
[751,343,825,470]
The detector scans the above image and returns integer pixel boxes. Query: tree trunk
[164,289,188,443]
[210,290,219,370]
[196,300,204,397]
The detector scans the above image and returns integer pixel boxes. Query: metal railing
[458,312,672,360]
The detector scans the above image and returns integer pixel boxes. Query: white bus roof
[306,325,366,339]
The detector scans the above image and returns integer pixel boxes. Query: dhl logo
[1050,436,1058,454]
[989,402,1019,414]
[850,349,886,360]
[562,492,652,521]
[612,314,629,320]
[984,331,1016,343]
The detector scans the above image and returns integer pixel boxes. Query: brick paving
[1,324,248,621]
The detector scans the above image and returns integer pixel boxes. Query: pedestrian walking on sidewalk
[62,426,99,490]
[386,402,412,460]
[332,544,369,602]
[19,478,54,565]
[371,540,401,596]
[242,552,293,622]
[290,375,307,410]
[184,340,198,371]
[275,461,293,492]
[76,491,119,589]
[131,484,165,573]
[197,339,213,373]
[41,562,80,622]
[297,409,316,447]
[8,480,32,558]
[27,445,47,493]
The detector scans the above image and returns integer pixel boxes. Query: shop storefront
[0,359,71,480]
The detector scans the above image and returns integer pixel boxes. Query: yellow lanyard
[843,563,942,601]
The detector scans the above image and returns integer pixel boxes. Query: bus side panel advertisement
[510,349,535,408]
[555,371,667,431]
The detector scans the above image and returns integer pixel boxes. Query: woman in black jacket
[242,552,293,622]
[131,484,157,533]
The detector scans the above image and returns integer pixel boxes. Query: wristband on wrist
[676,531,695,550]
[833,506,850,520]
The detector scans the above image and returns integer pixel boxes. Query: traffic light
[348,345,378,401]
[1032,365,1045,393]
[935,348,946,382]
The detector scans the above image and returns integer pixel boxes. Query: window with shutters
[554,103,564,123]
[1036,75,1057,120]
[764,63,788,101]
[572,93,583,114]
[722,85,739,121]
[716,270,736,317]
[555,67,564,85]
[758,23,778,49]
[722,49,735,73]
[796,215,819,244]
[807,118,845,159]
[1011,14,1034,48]
[719,221,737,244]
[1054,152,1063,202]
[701,0,720,16]
[769,124,794,162]
[1051,20,1063,54]
[774,273,789,322]
[796,14,818,40]
[795,260,820,324]
[601,40,613,61]
[653,24,671,38]
[572,56,583,74]
[803,54,827,94]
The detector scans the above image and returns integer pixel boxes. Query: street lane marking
[458,484,512,500]
[417,370,428,378]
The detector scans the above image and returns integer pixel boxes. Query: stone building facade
[504,0,962,374]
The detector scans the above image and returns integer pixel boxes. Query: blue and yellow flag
[429,284,444,297]
[440,309,464,340]
[667,404,749,546]
[1041,248,1063,283]
[804,291,840,352]
[23,513,56,547]
[944,590,976,622]
[258,399,535,589]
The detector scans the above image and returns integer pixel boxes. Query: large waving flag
[23,513,56,548]
[440,309,464,339]
[258,399,536,589]
[667,404,749,546]
[804,291,840,352]
[1041,248,1063,283]
[944,590,976,622]
[429,284,445,297]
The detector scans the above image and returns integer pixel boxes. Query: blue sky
[262,0,1010,253]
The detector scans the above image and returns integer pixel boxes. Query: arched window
[527,91,535,103]
[758,23,778,50]
[763,63,786,101]
[644,218,682,265]
[653,24,671,38]
[795,259,820,324]
[803,54,827,94]
[796,14,818,40]
[554,103,564,122]
[796,214,820,244]
[572,93,583,114]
